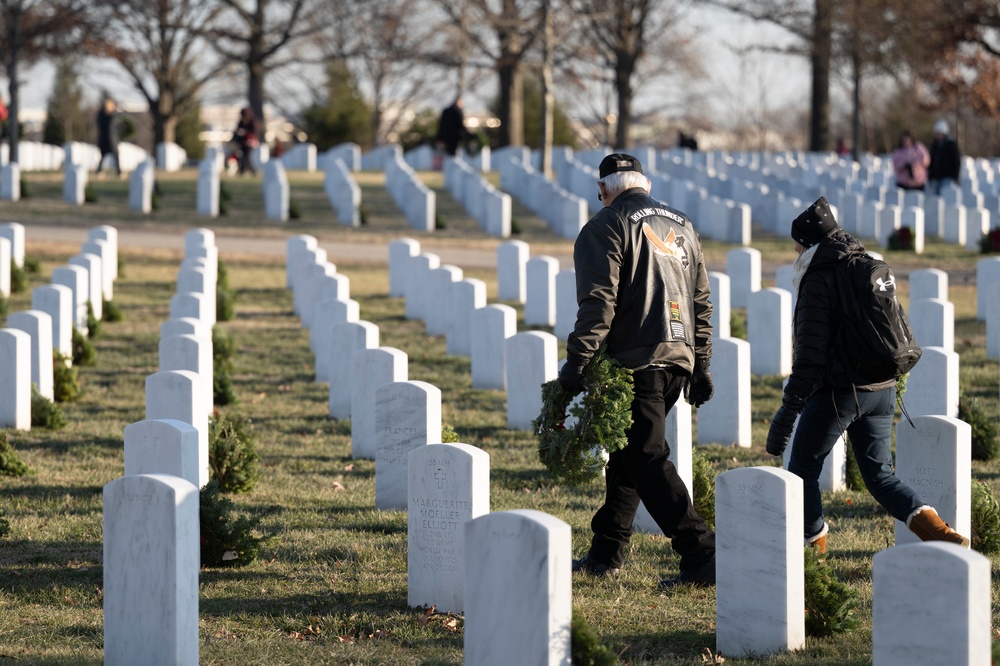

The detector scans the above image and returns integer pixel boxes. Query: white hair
[599,171,650,199]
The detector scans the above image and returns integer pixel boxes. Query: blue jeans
[787,386,924,539]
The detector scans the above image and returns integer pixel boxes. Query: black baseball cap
[598,153,644,179]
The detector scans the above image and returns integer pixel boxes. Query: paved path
[24,224,561,270]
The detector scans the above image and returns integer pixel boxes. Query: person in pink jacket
[892,130,930,191]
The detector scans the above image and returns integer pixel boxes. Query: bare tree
[316,0,446,144]
[0,0,94,161]
[208,0,324,122]
[435,0,542,147]
[102,0,229,147]
[569,0,699,149]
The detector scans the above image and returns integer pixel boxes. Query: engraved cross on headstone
[435,468,445,489]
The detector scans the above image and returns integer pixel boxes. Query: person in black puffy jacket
[766,197,969,553]
[560,153,716,589]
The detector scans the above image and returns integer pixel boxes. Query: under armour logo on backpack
[876,275,895,292]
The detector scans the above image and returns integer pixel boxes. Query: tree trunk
[497,60,524,147]
[851,50,861,163]
[539,0,553,176]
[6,7,19,164]
[614,59,634,149]
[809,0,832,152]
[249,59,266,125]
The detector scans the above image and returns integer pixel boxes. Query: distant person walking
[435,97,469,157]
[927,119,961,195]
[891,130,929,191]
[766,197,969,554]
[232,106,261,176]
[96,96,120,177]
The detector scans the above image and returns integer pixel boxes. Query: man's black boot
[571,552,620,577]
[658,560,715,589]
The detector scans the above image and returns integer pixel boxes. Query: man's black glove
[766,405,798,456]
[687,365,714,407]
[558,360,585,395]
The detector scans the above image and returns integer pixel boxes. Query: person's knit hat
[791,196,838,248]
[934,119,949,135]
[599,153,643,179]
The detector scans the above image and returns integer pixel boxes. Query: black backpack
[833,252,922,384]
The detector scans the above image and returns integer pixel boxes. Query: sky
[12,5,811,132]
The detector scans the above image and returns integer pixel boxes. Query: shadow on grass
[606,628,718,662]
[0,655,102,666]
[1,484,104,502]
[200,588,408,619]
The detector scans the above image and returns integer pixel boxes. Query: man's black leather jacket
[565,188,713,373]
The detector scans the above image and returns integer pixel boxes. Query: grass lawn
[0,168,998,664]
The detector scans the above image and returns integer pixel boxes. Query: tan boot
[805,523,828,554]
[906,506,970,548]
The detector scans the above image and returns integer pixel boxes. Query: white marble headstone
[497,239,529,303]
[0,328,31,429]
[716,466,804,657]
[470,304,517,390]
[909,297,954,352]
[158,334,214,415]
[893,415,971,546]
[6,310,53,400]
[160,317,210,341]
[123,419,201,488]
[873,543,990,665]
[32,284,73,360]
[726,248,761,309]
[286,234,317,289]
[747,287,791,375]
[68,252,103,320]
[696,337,751,447]
[0,237,8,297]
[553,269,577,341]
[404,253,440,321]
[908,268,948,302]
[103,474,199,666]
[708,271,731,338]
[524,256,559,327]
[350,347,408,459]
[169,292,211,324]
[464,510,571,666]
[52,263,90,331]
[445,278,485,357]
[977,257,1000,321]
[905,346,959,418]
[426,265,463,336]
[375,381,442,510]
[145,370,209,488]
[0,221,24,267]
[327,321,379,419]
[388,238,420,298]
[408,442,490,613]
[505,331,558,430]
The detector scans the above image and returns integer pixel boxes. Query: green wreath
[533,350,634,486]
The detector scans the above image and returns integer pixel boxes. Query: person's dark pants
[788,386,924,540]
[587,367,715,571]
[96,148,120,175]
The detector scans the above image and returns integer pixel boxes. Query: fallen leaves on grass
[343,464,354,472]
[417,605,462,633]
[289,618,323,640]
[332,481,345,492]
[701,647,725,664]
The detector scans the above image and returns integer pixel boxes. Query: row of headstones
[385,151,436,232]
[61,142,151,206]
[0,223,118,428]
[442,154,511,237]
[324,157,361,226]
[196,153,290,221]
[660,147,1000,253]
[102,228,229,663]
[406,143,492,174]
[295,232,986,663]
[496,153,588,239]
[283,232,580,664]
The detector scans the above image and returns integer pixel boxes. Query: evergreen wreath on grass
[534,349,634,486]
